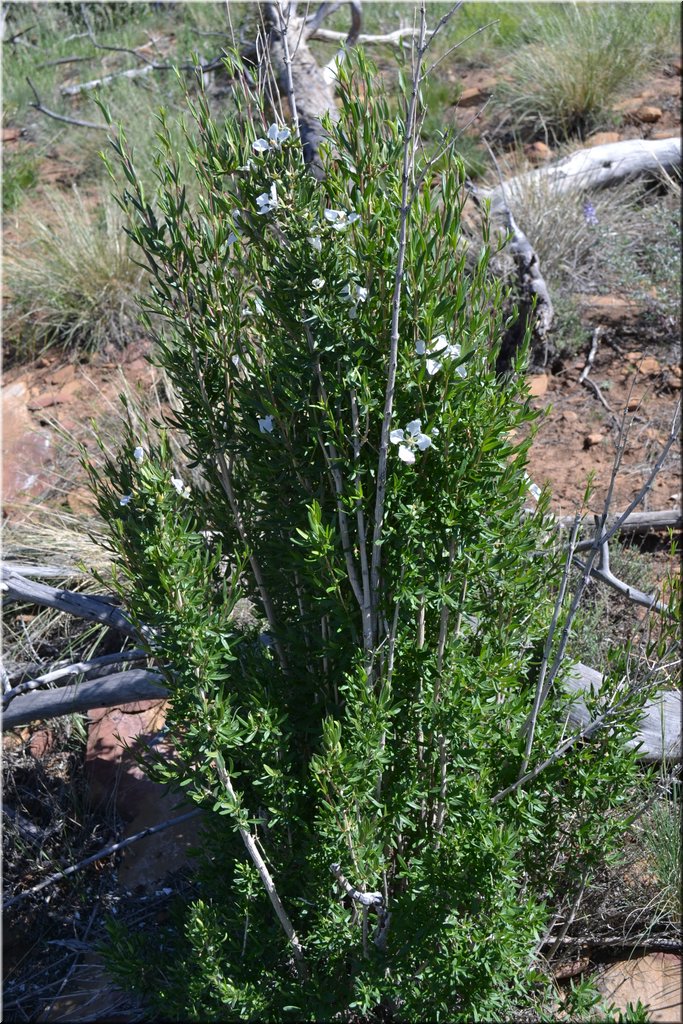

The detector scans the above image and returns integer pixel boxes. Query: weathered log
[558,509,682,534]
[482,137,682,218]
[1,564,136,637]
[564,662,681,764]
[1,670,168,729]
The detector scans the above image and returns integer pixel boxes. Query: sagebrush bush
[85,47,662,1022]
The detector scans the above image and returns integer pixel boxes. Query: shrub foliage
[87,51,650,1022]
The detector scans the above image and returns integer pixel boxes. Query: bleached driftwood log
[481,137,682,218]
[1,670,168,729]
[564,663,680,764]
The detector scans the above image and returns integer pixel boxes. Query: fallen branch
[3,649,149,709]
[3,807,202,909]
[26,75,109,131]
[482,137,682,216]
[559,509,682,534]
[1,670,167,730]
[1,563,136,637]
[60,63,156,95]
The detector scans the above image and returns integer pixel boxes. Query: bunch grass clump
[3,185,144,361]
[497,3,680,142]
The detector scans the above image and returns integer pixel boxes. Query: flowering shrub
[89,50,647,1022]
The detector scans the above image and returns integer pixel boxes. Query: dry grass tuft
[3,185,145,363]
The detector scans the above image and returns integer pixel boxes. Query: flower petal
[398,445,415,464]
[133,446,145,464]
[426,358,442,376]
[119,495,132,506]
[253,138,269,153]
[389,429,405,444]
[415,339,427,356]
[267,123,280,141]
[258,415,274,434]
[416,433,432,451]
[431,335,449,354]
[406,419,422,437]
[324,209,341,223]
[356,286,368,303]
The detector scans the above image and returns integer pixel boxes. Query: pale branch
[1,562,88,579]
[572,515,672,616]
[215,753,307,975]
[3,808,202,909]
[1,563,137,636]
[60,63,156,95]
[578,326,603,384]
[581,374,619,426]
[2,649,149,709]
[1,670,168,730]
[481,137,682,216]
[310,25,423,46]
[26,75,109,130]
[559,509,681,535]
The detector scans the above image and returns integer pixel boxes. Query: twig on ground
[2,649,149,709]
[578,326,603,383]
[26,76,109,131]
[3,808,202,909]
[60,64,156,95]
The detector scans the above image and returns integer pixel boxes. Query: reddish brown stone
[628,105,663,123]
[527,373,549,397]
[583,433,604,449]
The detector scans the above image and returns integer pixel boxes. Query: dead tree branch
[4,807,202,909]
[1,670,168,730]
[26,75,109,130]
[1,563,136,636]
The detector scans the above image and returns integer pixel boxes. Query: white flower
[340,282,368,319]
[324,208,360,231]
[171,477,191,498]
[133,446,145,464]
[258,415,274,434]
[417,335,466,377]
[253,123,291,153]
[119,495,132,506]
[524,474,542,502]
[390,418,433,464]
[311,277,325,290]
[308,235,322,252]
[256,183,278,214]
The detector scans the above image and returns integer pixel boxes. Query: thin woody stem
[370,3,427,634]
[215,754,307,975]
